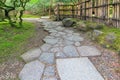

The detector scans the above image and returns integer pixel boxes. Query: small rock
[93,30,103,37]
[105,33,116,44]
[76,21,87,31]
[62,18,75,27]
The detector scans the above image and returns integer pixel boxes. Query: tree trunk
[19,10,24,27]
[5,10,15,27]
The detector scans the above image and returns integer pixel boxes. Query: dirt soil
[0,19,48,80]
[70,28,120,80]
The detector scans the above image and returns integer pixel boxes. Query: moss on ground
[74,19,120,53]
[96,26,120,52]
[0,21,35,63]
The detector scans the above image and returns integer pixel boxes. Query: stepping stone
[66,35,84,42]
[45,36,55,39]
[55,26,64,31]
[56,58,104,80]
[50,47,61,53]
[21,48,41,62]
[50,33,61,37]
[73,33,80,36]
[42,77,57,80]
[41,44,52,52]
[49,30,58,33]
[44,66,55,76]
[19,60,44,80]
[39,53,55,65]
[58,32,66,36]
[77,46,101,56]
[56,52,66,58]
[43,38,58,45]
[63,46,79,57]
[63,40,74,45]
[64,30,73,34]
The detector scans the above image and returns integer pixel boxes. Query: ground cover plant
[0,21,35,63]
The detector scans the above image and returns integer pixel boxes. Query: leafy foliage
[0,0,30,27]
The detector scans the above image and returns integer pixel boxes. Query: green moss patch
[0,21,35,63]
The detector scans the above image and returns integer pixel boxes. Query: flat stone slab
[44,66,55,76]
[21,48,41,62]
[66,35,84,42]
[56,52,66,58]
[39,53,55,65]
[19,60,44,80]
[77,46,101,56]
[43,38,58,45]
[42,77,57,80]
[63,45,79,57]
[56,58,104,80]
[41,44,52,52]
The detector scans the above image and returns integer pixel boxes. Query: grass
[0,21,35,63]
[22,14,40,18]
[97,26,120,52]
[75,19,120,53]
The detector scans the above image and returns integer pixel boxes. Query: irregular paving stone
[73,33,80,36]
[66,35,84,42]
[50,33,61,37]
[56,52,66,58]
[56,58,104,80]
[21,48,41,62]
[58,32,66,36]
[42,77,57,80]
[77,46,101,56]
[19,60,44,80]
[44,66,55,76]
[63,40,74,45]
[39,53,55,64]
[45,36,55,39]
[55,26,64,31]
[49,30,58,33]
[64,30,73,33]
[63,45,79,57]
[41,44,52,52]
[43,38,58,45]
[50,47,61,53]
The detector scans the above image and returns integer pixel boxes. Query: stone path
[19,18,104,80]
